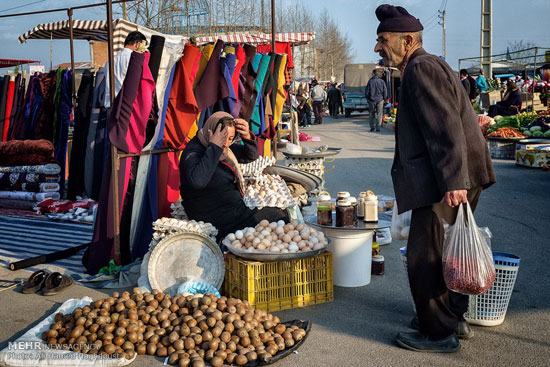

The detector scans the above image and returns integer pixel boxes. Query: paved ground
[1,113,549,367]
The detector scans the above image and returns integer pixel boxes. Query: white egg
[298,240,307,249]
[232,240,241,247]
[277,220,285,227]
[247,246,256,252]
[257,243,267,250]
[253,238,261,246]
[269,247,280,252]
[275,227,284,235]
[281,249,289,253]
[235,230,243,239]
[261,229,271,236]
[310,237,319,244]
[269,222,278,230]
[314,243,325,250]
[288,243,299,252]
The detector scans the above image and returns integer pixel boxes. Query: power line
[0,0,46,13]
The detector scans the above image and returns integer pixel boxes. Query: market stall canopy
[0,58,41,68]
[19,18,315,53]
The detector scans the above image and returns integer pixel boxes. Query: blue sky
[1,0,549,70]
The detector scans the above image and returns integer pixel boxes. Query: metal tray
[148,232,225,294]
[282,147,342,158]
[237,320,311,366]
[486,136,525,142]
[516,138,550,144]
[226,245,327,262]
[263,165,322,193]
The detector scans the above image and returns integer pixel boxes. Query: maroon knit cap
[376,4,424,33]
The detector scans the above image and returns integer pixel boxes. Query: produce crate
[515,149,550,168]
[224,251,334,312]
[487,139,515,159]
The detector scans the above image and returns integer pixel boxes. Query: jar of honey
[372,242,381,257]
[335,199,354,227]
[349,196,358,224]
[317,192,332,225]
[372,255,385,275]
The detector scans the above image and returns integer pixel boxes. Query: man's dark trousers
[407,187,482,339]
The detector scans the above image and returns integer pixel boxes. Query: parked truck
[342,63,377,117]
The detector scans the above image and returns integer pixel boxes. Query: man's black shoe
[396,331,460,353]
[376,128,381,132]
[370,128,375,132]
[410,316,474,340]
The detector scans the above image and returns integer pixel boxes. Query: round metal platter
[148,232,225,294]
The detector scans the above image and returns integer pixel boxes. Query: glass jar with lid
[336,199,354,227]
[349,196,358,225]
[364,192,379,223]
[317,191,333,225]
[336,191,350,202]
[357,192,367,218]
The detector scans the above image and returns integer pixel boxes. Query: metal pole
[106,0,121,265]
[67,9,77,107]
[442,10,446,60]
[533,48,537,112]
[271,0,277,158]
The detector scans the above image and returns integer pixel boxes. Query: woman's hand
[234,118,251,140]
[207,124,228,148]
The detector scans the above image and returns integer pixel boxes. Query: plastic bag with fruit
[442,202,496,295]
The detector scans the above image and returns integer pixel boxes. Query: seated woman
[488,81,522,117]
[179,111,288,242]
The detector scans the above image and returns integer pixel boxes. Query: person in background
[466,71,478,105]
[459,69,471,100]
[103,31,147,108]
[338,83,345,114]
[373,4,495,353]
[488,80,522,117]
[327,84,342,119]
[476,69,488,93]
[311,79,326,125]
[365,69,388,131]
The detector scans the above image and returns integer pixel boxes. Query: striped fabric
[18,19,109,44]
[18,18,315,53]
[0,215,93,280]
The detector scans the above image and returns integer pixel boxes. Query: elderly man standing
[374,4,496,352]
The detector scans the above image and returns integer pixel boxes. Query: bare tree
[503,40,538,65]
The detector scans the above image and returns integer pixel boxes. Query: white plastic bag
[391,200,411,240]
[442,203,496,295]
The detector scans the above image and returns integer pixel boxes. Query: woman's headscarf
[503,81,519,101]
[197,111,246,195]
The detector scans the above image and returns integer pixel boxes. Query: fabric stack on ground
[0,140,61,210]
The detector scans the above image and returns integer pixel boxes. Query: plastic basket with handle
[465,251,520,326]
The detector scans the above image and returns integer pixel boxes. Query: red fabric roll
[163,43,200,149]
[256,42,293,68]
[232,45,246,102]
[3,79,15,141]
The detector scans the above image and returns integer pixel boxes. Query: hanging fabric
[0,77,11,140]
[238,44,258,122]
[193,44,215,90]
[67,70,94,199]
[85,52,154,273]
[2,77,15,141]
[256,42,294,68]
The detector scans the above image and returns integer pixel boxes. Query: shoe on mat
[370,128,375,132]
[376,128,381,132]
[21,269,50,294]
[396,331,460,353]
[42,272,74,296]
[410,316,474,340]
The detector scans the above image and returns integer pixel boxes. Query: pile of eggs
[152,218,218,247]
[244,175,294,209]
[223,220,327,253]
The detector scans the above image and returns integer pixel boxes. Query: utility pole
[438,10,446,59]
[481,0,492,78]
[122,2,127,20]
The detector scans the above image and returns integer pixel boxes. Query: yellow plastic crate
[223,251,334,312]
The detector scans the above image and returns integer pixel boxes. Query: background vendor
[488,80,522,117]
[179,111,288,242]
